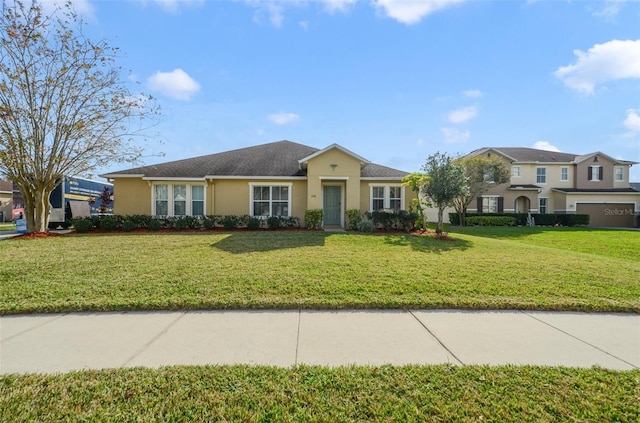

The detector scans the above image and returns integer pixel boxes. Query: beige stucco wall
[576,156,615,190]
[305,148,362,212]
[552,192,640,214]
[112,178,152,215]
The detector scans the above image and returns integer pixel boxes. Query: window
[511,166,521,178]
[250,184,291,217]
[615,166,624,182]
[192,186,204,216]
[482,197,499,213]
[589,165,603,181]
[536,167,546,184]
[154,184,168,216]
[389,186,402,210]
[173,185,186,216]
[539,198,548,214]
[372,186,385,211]
[369,185,404,211]
[561,167,569,182]
[153,183,205,216]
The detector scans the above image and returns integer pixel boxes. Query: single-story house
[101,140,416,228]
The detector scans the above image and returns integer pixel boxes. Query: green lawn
[1,365,638,422]
[0,222,15,231]
[1,228,638,314]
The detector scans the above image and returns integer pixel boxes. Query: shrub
[222,215,240,230]
[346,209,362,231]
[122,220,137,232]
[173,217,189,231]
[202,216,216,230]
[305,209,323,229]
[267,216,281,230]
[247,217,261,230]
[71,217,93,233]
[279,216,300,228]
[148,219,162,231]
[357,219,376,233]
[126,214,152,229]
[99,216,118,231]
[466,216,516,226]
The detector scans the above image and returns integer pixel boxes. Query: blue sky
[45,0,640,181]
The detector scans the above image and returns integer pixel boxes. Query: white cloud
[463,89,483,98]
[447,106,477,124]
[532,141,561,152]
[268,113,299,125]
[146,0,205,13]
[373,0,466,25]
[554,39,640,95]
[244,0,286,27]
[322,0,357,13]
[592,0,626,19]
[441,127,470,144]
[624,109,640,133]
[36,0,95,19]
[147,69,201,101]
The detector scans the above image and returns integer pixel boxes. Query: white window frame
[511,166,521,178]
[369,184,404,212]
[536,167,546,184]
[590,165,602,181]
[538,197,548,214]
[249,183,292,217]
[614,166,624,182]
[152,183,207,216]
[560,167,569,182]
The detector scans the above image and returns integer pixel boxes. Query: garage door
[576,203,636,227]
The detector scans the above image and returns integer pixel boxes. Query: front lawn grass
[1,229,638,314]
[1,365,638,422]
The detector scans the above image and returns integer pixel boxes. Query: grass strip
[1,230,639,314]
[1,365,638,422]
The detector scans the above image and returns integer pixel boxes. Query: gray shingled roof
[487,147,578,162]
[103,140,408,179]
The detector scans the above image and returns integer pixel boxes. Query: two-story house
[464,147,640,227]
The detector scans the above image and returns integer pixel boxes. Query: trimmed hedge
[70,214,302,232]
[449,213,589,227]
[466,216,516,226]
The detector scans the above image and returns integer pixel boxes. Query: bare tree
[452,155,510,226]
[0,1,158,232]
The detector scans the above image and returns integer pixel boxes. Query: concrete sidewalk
[1,310,638,374]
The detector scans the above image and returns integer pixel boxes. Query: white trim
[151,182,207,217]
[560,166,569,182]
[536,166,547,184]
[298,143,370,166]
[144,177,207,182]
[511,165,521,178]
[552,189,640,195]
[614,166,624,182]
[248,182,293,217]
[319,176,349,180]
[207,175,306,180]
[360,177,405,181]
[368,183,405,212]
[322,184,344,227]
[99,173,145,179]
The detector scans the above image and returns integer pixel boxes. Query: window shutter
[477,197,483,213]
[498,197,504,213]
[598,166,603,181]
[588,167,592,180]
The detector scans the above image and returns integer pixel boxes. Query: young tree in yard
[421,152,468,234]
[402,172,430,232]
[0,1,158,233]
[452,155,511,226]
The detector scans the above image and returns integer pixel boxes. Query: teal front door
[323,186,341,226]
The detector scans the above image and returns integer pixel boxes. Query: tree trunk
[460,208,467,227]
[33,188,51,233]
[436,206,445,234]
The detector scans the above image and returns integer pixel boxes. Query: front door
[323,186,341,226]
